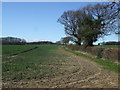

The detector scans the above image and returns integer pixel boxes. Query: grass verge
[63,47,120,73]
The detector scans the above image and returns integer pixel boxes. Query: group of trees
[57,2,119,47]
[56,37,72,45]
[101,41,120,45]
[1,37,55,45]
[1,37,26,45]
[27,41,55,45]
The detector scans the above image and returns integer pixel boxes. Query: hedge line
[66,45,119,63]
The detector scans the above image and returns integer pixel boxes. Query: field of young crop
[2,45,119,88]
[2,45,36,55]
[2,45,70,82]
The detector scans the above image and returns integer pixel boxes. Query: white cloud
[26,38,51,42]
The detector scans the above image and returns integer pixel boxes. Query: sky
[2,2,118,44]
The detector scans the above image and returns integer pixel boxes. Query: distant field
[2,45,69,81]
[2,45,36,55]
[96,45,120,48]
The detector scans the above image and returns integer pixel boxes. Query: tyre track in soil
[49,53,102,88]
[43,48,118,88]
[2,46,38,63]
[3,47,118,88]
[4,46,38,59]
[51,60,102,88]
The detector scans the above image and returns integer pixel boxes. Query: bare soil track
[3,48,118,88]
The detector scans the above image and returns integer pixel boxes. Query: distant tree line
[27,41,55,45]
[101,41,120,45]
[0,37,55,45]
[1,37,26,45]
[57,2,119,47]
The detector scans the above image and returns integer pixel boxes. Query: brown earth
[2,48,118,88]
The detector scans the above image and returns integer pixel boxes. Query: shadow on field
[9,46,38,56]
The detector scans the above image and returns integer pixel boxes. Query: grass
[63,47,120,73]
[2,45,68,81]
[3,44,119,82]
[95,45,120,48]
[2,45,37,56]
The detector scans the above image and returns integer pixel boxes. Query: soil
[2,48,118,88]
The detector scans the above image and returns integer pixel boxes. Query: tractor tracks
[49,49,118,88]
[2,47,118,88]
[50,56,102,88]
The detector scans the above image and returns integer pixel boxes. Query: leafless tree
[58,2,119,47]
[58,11,82,45]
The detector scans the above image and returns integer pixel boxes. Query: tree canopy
[58,2,119,47]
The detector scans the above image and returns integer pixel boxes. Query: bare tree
[56,41,62,45]
[87,3,119,35]
[60,36,73,45]
[78,3,119,47]
[58,2,119,47]
[58,11,82,45]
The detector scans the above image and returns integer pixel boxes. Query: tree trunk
[84,41,93,48]
[76,41,81,45]
[75,39,81,45]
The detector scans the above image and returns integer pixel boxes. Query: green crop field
[2,45,69,81]
[2,45,36,55]
[2,44,120,87]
